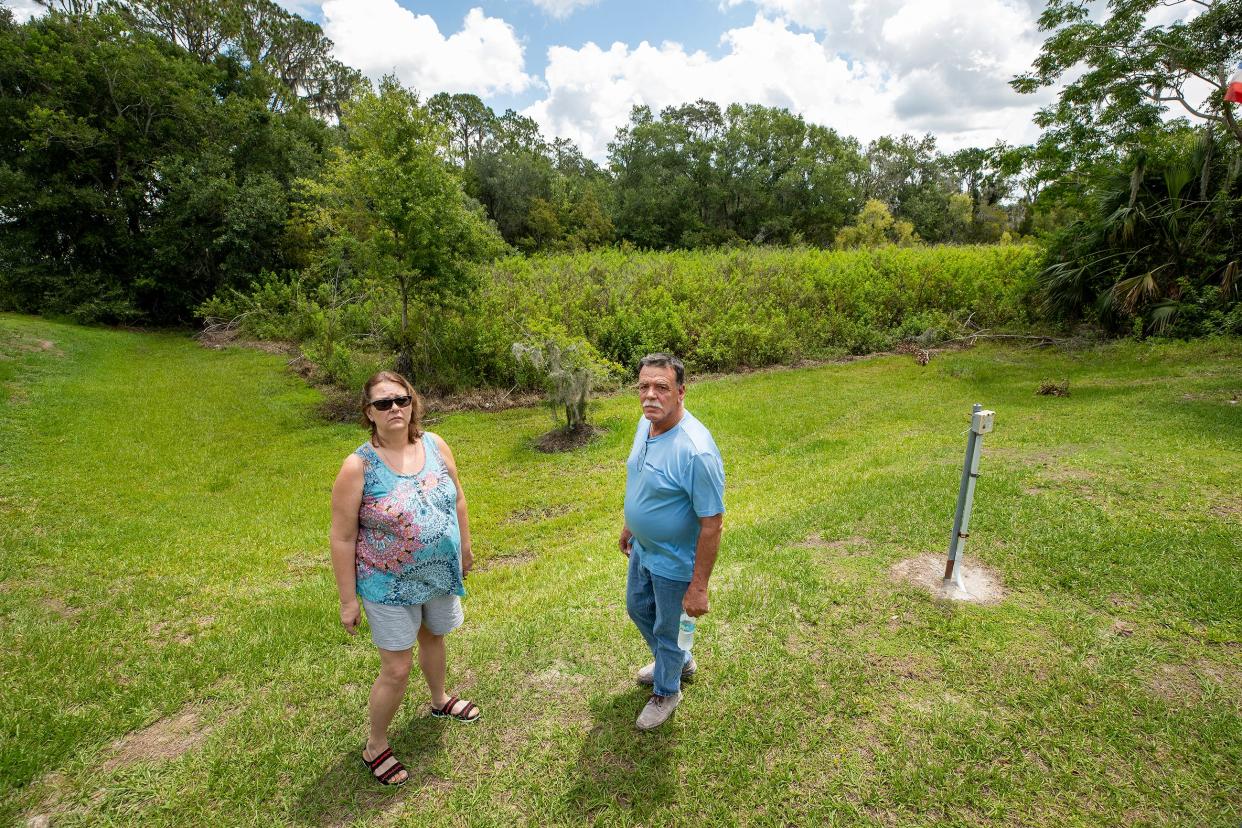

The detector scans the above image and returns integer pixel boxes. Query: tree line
[0,0,1238,341]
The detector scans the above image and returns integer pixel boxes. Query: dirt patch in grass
[286,551,324,574]
[534,424,604,453]
[102,708,212,771]
[867,652,937,682]
[526,659,589,693]
[1109,619,1136,637]
[889,553,1007,605]
[989,445,1088,467]
[40,597,80,619]
[1209,498,1241,520]
[474,550,537,572]
[503,503,575,525]
[1039,465,1097,485]
[794,533,871,554]
[1146,660,1242,710]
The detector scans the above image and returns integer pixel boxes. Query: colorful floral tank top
[354,433,465,606]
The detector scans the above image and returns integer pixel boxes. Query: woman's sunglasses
[369,395,413,411]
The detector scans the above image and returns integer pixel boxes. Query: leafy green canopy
[1012,0,1242,333]
[1013,0,1242,186]
[428,92,615,254]
[0,4,338,324]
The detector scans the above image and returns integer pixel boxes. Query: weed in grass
[1036,379,1070,396]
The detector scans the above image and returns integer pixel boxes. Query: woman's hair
[361,371,423,445]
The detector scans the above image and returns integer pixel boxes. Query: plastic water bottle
[677,611,696,651]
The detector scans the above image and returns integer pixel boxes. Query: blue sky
[289,0,764,116]
[8,0,1205,161]
[286,0,1062,159]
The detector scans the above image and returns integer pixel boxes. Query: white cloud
[525,13,1047,161]
[528,0,600,20]
[6,0,43,22]
[321,1,534,97]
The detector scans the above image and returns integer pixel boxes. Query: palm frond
[1112,268,1163,313]
[1146,299,1180,335]
[1222,260,1239,297]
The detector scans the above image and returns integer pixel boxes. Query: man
[620,353,725,731]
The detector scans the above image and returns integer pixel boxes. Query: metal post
[945,403,994,592]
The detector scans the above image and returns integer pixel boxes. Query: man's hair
[638,353,685,387]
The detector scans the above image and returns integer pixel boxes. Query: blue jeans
[626,552,691,697]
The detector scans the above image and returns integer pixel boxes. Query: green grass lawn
[1,312,1239,827]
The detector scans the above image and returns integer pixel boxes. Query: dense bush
[207,244,1042,390]
[458,244,1043,380]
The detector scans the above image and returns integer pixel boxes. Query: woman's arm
[329,454,365,634]
[433,434,473,578]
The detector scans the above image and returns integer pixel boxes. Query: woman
[330,371,479,787]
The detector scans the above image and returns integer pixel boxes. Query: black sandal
[362,746,408,785]
[431,695,480,722]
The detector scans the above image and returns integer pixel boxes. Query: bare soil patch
[503,503,575,525]
[1147,660,1242,710]
[534,424,603,453]
[474,550,537,572]
[39,597,80,619]
[526,659,589,694]
[1209,498,1241,520]
[102,708,212,771]
[867,652,937,682]
[1109,619,1136,637]
[794,533,871,554]
[889,553,1007,605]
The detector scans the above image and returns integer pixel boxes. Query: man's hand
[683,584,709,617]
[619,526,633,557]
[339,598,360,635]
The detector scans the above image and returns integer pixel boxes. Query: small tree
[297,77,505,379]
[834,199,918,249]
[511,325,622,434]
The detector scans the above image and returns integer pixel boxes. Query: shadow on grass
[288,714,447,827]
[560,688,678,822]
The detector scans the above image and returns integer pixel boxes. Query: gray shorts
[361,594,464,651]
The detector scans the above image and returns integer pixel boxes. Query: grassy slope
[1,312,1239,827]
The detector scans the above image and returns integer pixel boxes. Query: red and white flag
[1226,63,1242,103]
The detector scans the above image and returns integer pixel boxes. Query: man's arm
[682,513,721,617]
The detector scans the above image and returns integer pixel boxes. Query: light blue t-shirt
[623,410,725,582]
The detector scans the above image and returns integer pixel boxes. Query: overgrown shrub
[203,243,1043,391]
[467,244,1043,380]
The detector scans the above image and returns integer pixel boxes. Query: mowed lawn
[1,312,1239,827]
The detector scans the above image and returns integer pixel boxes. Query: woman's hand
[339,598,360,635]
[461,546,474,578]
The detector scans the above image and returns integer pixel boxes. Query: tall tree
[115,0,363,118]
[0,6,329,322]
[861,135,955,242]
[1013,0,1242,182]
[427,92,497,165]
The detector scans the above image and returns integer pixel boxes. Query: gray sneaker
[635,691,682,731]
[635,656,697,686]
